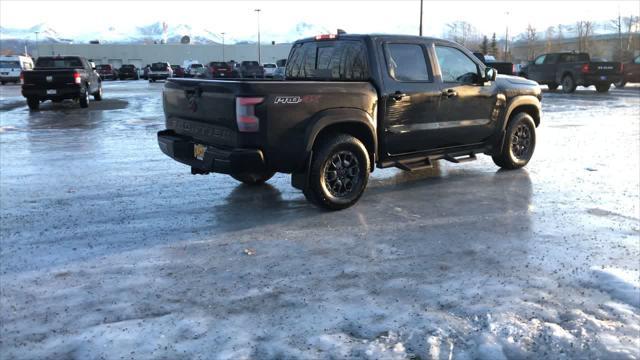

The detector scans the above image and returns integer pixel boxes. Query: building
[33,43,293,68]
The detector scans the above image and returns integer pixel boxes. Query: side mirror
[90,62,96,70]
[484,67,497,82]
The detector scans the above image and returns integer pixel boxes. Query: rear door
[379,40,442,155]
[434,44,499,146]
[526,54,547,82]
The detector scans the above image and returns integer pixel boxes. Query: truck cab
[158,34,542,210]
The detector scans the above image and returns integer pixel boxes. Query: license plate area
[46,89,57,95]
[194,144,207,160]
[600,76,607,80]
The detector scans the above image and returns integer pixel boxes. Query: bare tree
[624,15,640,54]
[445,21,479,47]
[525,24,538,59]
[609,13,624,61]
[545,26,556,53]
[574,20,595,52]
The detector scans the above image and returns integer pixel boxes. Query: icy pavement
[1,82,639,359]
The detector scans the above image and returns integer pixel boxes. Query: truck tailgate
[588,61,621,75]
[23,69,76,87]
[163,79,239,148]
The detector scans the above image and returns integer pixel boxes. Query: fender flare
[304,107,377,158]
[502,95,541,131]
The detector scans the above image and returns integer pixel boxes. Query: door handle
[442,88,458,98]
[391,91,407,101]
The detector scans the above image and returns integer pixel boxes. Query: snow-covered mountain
[0,21,333,45]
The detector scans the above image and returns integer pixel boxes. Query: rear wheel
[492,112,536,170]
[231,170,276,185]
[547,83,559,91]
[1,81,5,85]
[595,83,610,93]
[561,75,576,93]
[303,134,370,210]
[79,87,89,108]
[27,97,39,111]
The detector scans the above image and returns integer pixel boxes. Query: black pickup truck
[473,52,515,76]
[158,34,542,210]
[21,56,102,110]
[522,52,621,93]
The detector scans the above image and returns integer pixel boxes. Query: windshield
[0,61,21,68]
[242,61,259,66]
[209,62,229,68]
[190,64,203,68]
[264,64,276,68]
[97,65,112,70]
[36,57,84,68]
[121,65,134,69]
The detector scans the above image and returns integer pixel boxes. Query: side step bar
[393,153,477,171]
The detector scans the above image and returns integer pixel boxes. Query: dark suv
[206,62,233,78]
[118,64,139,80]
[239,61,263,78]
[96,64,118,80]
[158,34,542,210]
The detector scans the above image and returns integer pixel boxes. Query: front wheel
[561,75,576,93]
[231,170,276,185]
[303,134,370,210]
[93,85,103,101]
[595,83,610,93]
[492,112,536,170]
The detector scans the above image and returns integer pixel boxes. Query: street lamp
[221,32,225,61]
[254,9,261,64]
[504,11,510,61]
[419,0,423,36]
[34,31,40,58]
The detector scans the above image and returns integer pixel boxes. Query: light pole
[221,32,225,61]
[504,11,510,61]
[419,0,423,36]
[254,9,261,64]
[34,31,40,58]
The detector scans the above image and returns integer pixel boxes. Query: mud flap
[291,151,313,190]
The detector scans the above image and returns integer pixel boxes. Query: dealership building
[33,43,293,68]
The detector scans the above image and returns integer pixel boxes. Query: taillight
[581,64,590,73]
[512,64,516,75]
[620,63,624,73]
[315,34,337,40]
[19,72,24,85]
[235,97,263,132]
[73,72,81,84]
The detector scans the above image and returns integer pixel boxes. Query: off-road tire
[27,97,39,111]
[231,170,276,185]
[303,134,370,210]
[561,75,576,93]
[614,80,626,88]
[93,84,103,101]
[79,87,89,108]
[492,112,536,170]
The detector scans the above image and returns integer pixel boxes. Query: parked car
[186,63,206,78]
[96,64,118,80]
[473,53,515,76]
[205,61,233,78]
[21,55,102,110]
[148,62,173,82]
[0,55,34,85]
[171,65,185,78]
[157,33,542,210]
[263,63,277,78]
[273,59,286,80]
[522,52,621,93]
[615,55,640,88]
[118,64,139,80]
[239,61,263,78]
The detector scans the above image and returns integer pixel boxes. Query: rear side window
[36,57,83,68]
[559,53,589,63]
[435,46,479,83]
[385,43,430,81]
[634,56,640,64]
[534,55,546,65]
[286,40,369,81]
[543,54,559,64]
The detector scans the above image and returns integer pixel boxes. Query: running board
[443,153,477,163]
[395,157,434,171]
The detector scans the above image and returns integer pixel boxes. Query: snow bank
[588,267,640,308]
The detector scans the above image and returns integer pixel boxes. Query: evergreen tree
[481,35,489,54]
[490,33,498,56]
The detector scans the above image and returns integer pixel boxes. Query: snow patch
[588,267,640,307]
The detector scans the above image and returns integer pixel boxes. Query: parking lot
[1,81,639,359]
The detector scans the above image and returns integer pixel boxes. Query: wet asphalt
[0,81,639,359]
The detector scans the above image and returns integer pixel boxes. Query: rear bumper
[157,130,266,174]
[0,76,19,82]
[578,73,622,85]
[22,85,82,99]
[149,73,170,80]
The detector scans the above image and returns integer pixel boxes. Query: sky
[1,0,639,43]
